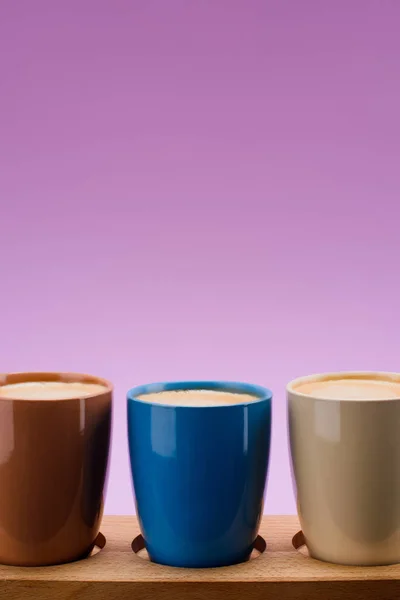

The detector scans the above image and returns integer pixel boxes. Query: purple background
[1,1,400,515]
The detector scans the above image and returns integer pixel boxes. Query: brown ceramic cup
[0,372,112,566]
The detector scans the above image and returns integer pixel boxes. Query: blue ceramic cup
[127,381,272,568]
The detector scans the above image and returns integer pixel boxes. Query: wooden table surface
[1,515,399,600]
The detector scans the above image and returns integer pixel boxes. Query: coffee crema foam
[0,381,107,400]
[295,378,400,401]
[137,389,259,407]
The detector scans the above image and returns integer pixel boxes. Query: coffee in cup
[0,380,107,400]
[136,389,259,406]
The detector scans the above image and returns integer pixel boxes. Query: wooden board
[1,515,400,600]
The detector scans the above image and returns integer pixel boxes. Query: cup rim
[286,370,400,402]
[127,380,272,408]
[0,371,113,401]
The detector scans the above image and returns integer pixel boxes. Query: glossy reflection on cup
[288,371,400,566]
[127,381,272,568]
[0,372,112,566]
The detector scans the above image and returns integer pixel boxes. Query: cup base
[292,530,400,567]
[0,532,106,567]
[132,533,266,569]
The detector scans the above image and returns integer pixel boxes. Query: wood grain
[0,515,399,599]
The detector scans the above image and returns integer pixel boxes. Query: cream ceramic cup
[287,371,400,566]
